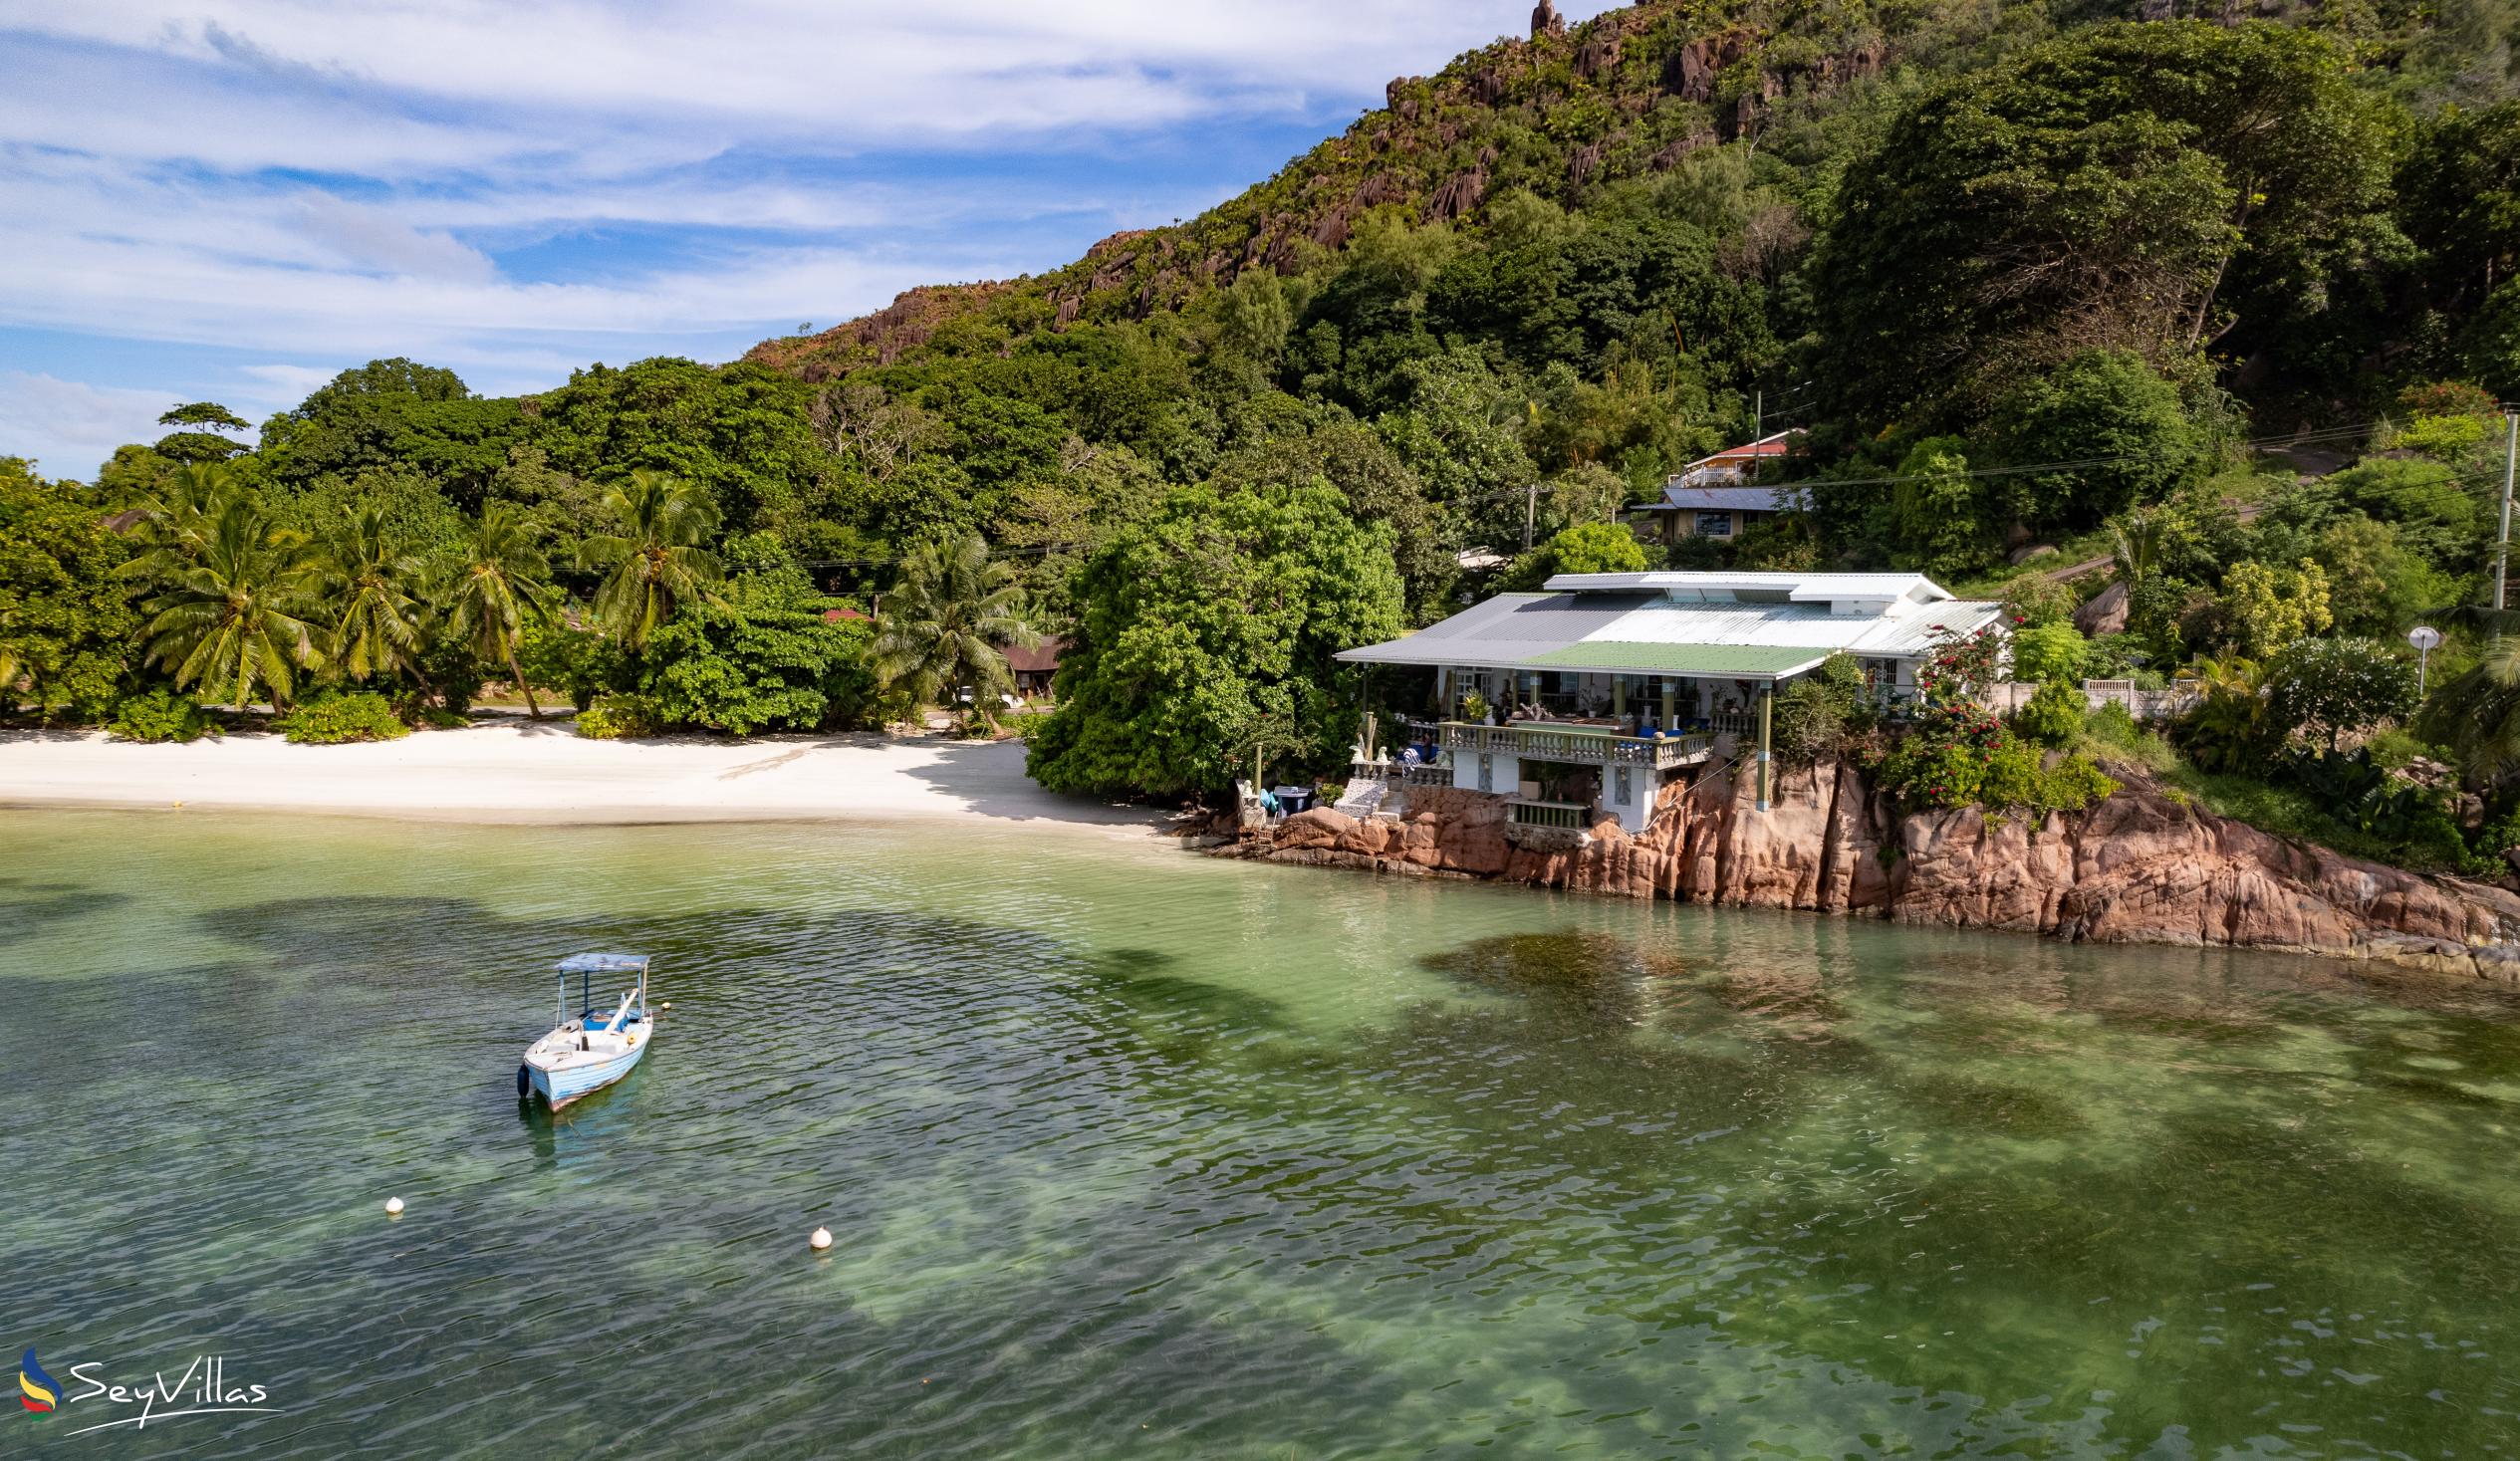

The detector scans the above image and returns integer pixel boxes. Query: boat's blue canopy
[556,952,649,974]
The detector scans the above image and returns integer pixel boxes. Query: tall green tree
[1814,22,2396,423]
[1890,438,1990,581]
[445,502,556,718]
[871,533,1038,716]
[0,458,137,721]
[580,470,724,650]
[1987,352,2207,531]
[258,359,524,504]
[642,570,879,735]
[152,401,254,464]
[312,506,429,688]
[138,494,322,709]
[1500,521,1648,592]
[1029,481,1405,799]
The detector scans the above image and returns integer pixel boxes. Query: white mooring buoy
[385,1196,405,1217]
[810,1226,833,1252]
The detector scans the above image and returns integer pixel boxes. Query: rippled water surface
[8,809,2520,1458]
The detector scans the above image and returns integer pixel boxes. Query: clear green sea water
[6,808,2520,1458]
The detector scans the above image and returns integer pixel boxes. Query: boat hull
[529,1036,650,1109]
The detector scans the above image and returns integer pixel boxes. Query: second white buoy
[810,1226,833,1252]
[385,1197,405,1217]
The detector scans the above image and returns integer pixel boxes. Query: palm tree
[121,462,244,587]
[139,494,322,709]
[872,533,1038,722]
[2109,506,2165,589]
[446,502,556,717]
[313,507,428,687]
[2423,636,2520,790]
[578,470,722,649]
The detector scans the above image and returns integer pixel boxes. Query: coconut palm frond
[582,471,723,650]
[871,533,1040,725]
[448,502,558,716]
[139,493,323,709]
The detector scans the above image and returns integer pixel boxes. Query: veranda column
[1659,677,1675,726]
[1756,686,1773,813]
[1613,675,1627,720]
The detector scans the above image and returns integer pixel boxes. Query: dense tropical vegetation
[5,0,2520,868]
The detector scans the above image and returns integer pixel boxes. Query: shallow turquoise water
[6,808,2520,1458]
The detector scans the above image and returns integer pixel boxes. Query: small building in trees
[1004,635,1067,700]
[1336,572,2003,831]
[1635,431,1802,544]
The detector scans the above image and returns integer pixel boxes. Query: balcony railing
[1438,722,1713,770]
[1506,799,1588,830]
[1352,758,1451,787]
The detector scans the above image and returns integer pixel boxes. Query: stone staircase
[1334,778,1393,820]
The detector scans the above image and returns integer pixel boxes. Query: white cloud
[235,362,340,402]
[0,1,1624,459]
[0,372,180,480]
[287,194,497,282]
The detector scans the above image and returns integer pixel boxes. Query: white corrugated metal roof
[1339,587,2006,674]
[1544,571,1951,604]
[1652,484,1796,512]
[1563,600,2006,655]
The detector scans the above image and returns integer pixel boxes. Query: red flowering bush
[1872,624,2117,815]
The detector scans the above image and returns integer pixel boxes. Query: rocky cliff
[1228,762,2520,981]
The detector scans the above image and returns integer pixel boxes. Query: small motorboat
[519,952,656,1109]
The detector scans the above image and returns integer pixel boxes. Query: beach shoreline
[0,724,1165,833]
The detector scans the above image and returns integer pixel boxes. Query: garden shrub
[2034,752,2121,814]
[1998,575,2079,628]
[276,691,408,745]
[2010,622,2089,683]
[576,693,664,740]
[2080,701,2180,772]
[2264,636,2417,750]
[108,688,208,744]
[2364,728,2447,772]
[2013,678,2087,747]
[1876,700,2120,817]
[1871,702,2006,810]
[1773,652,1869,761]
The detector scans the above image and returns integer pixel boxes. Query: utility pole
[2500,410,2518,612]
[1753,388,1763,442]
[1524,481,1538,552]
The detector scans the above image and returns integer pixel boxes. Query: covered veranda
[1352,642,1831,829]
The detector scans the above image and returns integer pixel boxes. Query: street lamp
[2408,624,2442,698]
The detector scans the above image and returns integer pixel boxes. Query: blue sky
[0,1,1618,480]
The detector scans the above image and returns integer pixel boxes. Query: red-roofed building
[822,607,871,622]
[1635,431,1805,543]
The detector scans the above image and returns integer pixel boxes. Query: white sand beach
[0,723,1162,830]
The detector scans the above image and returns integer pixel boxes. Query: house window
[1696,511,1733,538]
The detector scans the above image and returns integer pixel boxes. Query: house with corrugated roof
[1635,431,1801,543]
[1336,572,2005,831]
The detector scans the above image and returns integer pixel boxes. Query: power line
[798,540,1090,571]
[1772,421,2391,494]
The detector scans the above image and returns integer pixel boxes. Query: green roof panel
[1525,641,1830,679]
